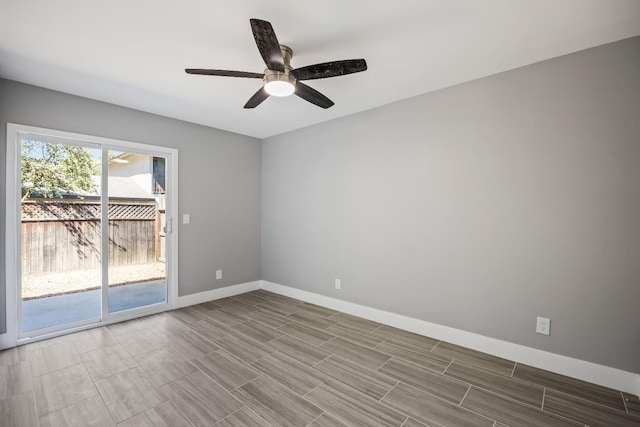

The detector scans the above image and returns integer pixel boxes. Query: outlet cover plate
[536,316,550,335]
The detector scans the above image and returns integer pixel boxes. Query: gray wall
[0,80,262,334]
[262,37,640,372]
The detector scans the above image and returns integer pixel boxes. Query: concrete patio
[22,280,166,332]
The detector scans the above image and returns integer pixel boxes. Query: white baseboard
[177,281,261,308]
[261,280,640,396]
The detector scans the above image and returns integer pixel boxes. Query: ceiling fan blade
[185,69,264,78]
[244,87,270,109]
[292,59,367,81]
[295,82,334,109]
[250,19,285,72]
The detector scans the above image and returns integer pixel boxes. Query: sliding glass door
[20,138,103,333]
[9,125,177,341]
[107,150,168,313]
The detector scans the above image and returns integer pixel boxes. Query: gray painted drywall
[0,80,262,334]
[262,36,640,372]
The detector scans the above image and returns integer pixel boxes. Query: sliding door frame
[3,123,179,348]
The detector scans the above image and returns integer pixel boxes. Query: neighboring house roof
[108,152,137,164]
[91,176,155,200]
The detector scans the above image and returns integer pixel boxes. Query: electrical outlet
[335,279,341,290]
[536,316,550,335]
[216,269,222,280]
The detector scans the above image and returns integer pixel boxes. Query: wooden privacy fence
[21,200,159,275]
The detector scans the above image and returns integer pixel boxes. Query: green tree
[21,140,98,200]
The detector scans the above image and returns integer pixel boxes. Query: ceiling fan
[185,19,368,109]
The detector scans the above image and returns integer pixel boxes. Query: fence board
[21,201,158,275]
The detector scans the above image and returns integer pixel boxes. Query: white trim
[177,281,262,308]
[167,150,179,309]
[261,280,640,396]
[100,146,109,327]
[3,124,20,349]
[9,123,175,157]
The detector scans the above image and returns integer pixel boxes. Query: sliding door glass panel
[107,150,167,313]
[20,135,102,333]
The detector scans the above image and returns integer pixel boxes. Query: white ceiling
[1,0,639,139]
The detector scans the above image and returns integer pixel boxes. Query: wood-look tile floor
[1,290,638,427]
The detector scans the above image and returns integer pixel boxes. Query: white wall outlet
[335,279,341,290]
[536,316,550,335]
[182,214,190,224]
[216,269,222,280]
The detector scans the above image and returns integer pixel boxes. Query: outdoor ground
[22,262,166,300]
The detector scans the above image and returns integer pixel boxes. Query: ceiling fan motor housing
[263,45,296,96]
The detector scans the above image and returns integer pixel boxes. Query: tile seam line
[247,403,280,427]
[459,384,473,406]
[37,393,112,424]
[312,377,407,423]
[37,386,101,420]
[467,386,601,426]
[29,357,86,379]
[511,374,626,412]
[384,381,494,426]
[544,387,635,418]
[304,411,324,427]
[302,377,331,398]
[242,364,310,396]
[378,380,401,402]
[621,390,629,413]
[201,404,246,427]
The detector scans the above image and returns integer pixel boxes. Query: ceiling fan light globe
[263,69,296,97]
[265,80,295,97]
